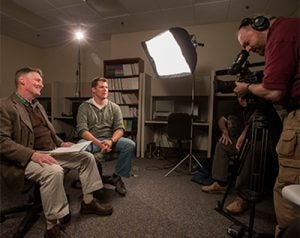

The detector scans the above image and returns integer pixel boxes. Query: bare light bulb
[75,31,85,41]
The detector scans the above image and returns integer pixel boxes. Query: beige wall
[0,36,110,98]
[0,35,42,97]
[40,40,111,84]
[110,21,263,76]
[110,21,263,95]
[1,20,264,98]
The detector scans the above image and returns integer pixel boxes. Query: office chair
[167,112,191,156]
[164,113,202,176]
[0,180,42,238]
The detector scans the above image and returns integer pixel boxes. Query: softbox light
[141,27,199,78]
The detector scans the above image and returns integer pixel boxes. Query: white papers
[38,141,92,155]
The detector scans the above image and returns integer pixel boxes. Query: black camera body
[214,70,263,94]
[214,50,264,94]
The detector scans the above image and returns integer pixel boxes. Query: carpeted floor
[0,157,276,238]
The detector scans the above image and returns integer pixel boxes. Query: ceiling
[1,0,299,48]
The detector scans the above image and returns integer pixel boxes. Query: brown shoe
[202,181,228,194]
[226,197,248,214]
[80,199,113,216]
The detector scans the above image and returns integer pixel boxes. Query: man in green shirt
[76,77,135,196]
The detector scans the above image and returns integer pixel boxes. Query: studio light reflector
[142,27,199,78]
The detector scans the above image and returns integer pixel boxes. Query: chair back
[72,101,82,125]
[167,113,191,140]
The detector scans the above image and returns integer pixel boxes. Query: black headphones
[239,16,270,31]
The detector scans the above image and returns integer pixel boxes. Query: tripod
[215,105,277,238]
[164,75,203,177]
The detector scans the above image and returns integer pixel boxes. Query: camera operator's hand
[234,81,249,97]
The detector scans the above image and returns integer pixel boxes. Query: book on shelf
[120,105,131,117]
[121,93,138,104]
[122,77,139,90]
[105,63,140,77]
[127,93,138,104]
[37,141,92,155]
[123,119,133,132]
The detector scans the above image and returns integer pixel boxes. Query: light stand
[75,42,81,97]
[74,30,85,97]
[141,27,204,176]
[164,74,203,177]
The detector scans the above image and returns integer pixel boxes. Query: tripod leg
[216,138,251,211]
[248,201,256,238]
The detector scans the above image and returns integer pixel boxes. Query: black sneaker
[114,177,127,196]
[101,175,114,185]
[102,174,127,196]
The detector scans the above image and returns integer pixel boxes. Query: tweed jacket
[0,93,63,187]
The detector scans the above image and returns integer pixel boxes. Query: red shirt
[263,17,300,104]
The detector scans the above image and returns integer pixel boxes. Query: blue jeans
[79,137,135,178]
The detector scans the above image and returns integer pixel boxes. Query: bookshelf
[104,58,146,157]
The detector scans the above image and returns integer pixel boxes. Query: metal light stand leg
[165,74,203,177]
[164,137,203,177]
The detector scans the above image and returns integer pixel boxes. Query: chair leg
[1,203,42,238]
[13,205,42,238]
[1,204,33,218]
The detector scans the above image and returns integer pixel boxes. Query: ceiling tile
[264,0,300,16]
[227,0,270,22]
[157,0,194,9]
[1,0,53,29]
[1,0,298,48]
[120,0,160,13]
[161,6,195,26]
[11,0,56,13]
[85,0,129,18]
[47,0,83,8]
[0,13,34,33]
[195,1,229,24]
[62,3,100,21]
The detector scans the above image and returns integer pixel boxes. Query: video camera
[214,50,264,94]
